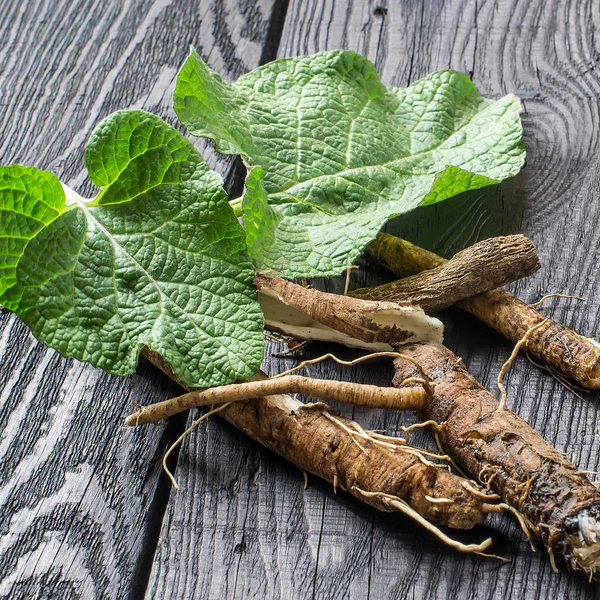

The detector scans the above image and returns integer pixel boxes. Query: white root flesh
[256,272,443,351]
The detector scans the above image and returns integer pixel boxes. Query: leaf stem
[230,196,243,217]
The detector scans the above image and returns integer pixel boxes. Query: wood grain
[0,0,280,598]
[145,0,600,598]
[4,0,600,598]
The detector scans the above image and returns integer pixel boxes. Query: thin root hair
[162,403,233,491]
[496,319,549,412]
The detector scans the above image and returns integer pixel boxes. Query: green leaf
[174,49,525,278]
[0,110,264,388]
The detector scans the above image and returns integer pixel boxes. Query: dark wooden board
[144,0,600,599]
[0,1,280,598]
[3,0,600,598]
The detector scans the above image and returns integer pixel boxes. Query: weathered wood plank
[145,0,600,598]
[0,1,278,598]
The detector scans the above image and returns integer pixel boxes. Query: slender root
[323,412,369,456]
[343,265,359,296]
[340,418,441,465]
[204,404,214,432]
[363,424,452,463]
[126,374,427,427]
[478,466,495,487]
[302,470,309,490]
[480,502,501,513]
[347,419,374,439]
[425,495,454,504]
[496,319,549,412]
[484,472,498,491]
[327,414,438,466]
[353,487,496,556]
[488,502,536,550]
[396,446,440,467]
[347,421,404,452]
[162,403,233,491]
[477,466,498,490]
[476,469,536,550]
[405,447,452,463]
[323,412,449,468]
[343,420,403,452]
[346,421,404,453]
[517,474,533,508]
[529,293,585,308]
[435,431,469,478]
[131,402,145,427]
[368,431,407,445]
[548,547,559,574]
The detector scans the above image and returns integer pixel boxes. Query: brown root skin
[255,271,444,350]
[393,342,600,574]
[461,290,600,389]
[139,348,498,536]
[221,394,494,531]
[125,375,428,427]
[366,233,600,389]
[353,234,540,312]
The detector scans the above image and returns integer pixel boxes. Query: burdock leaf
[0,110,264,388]
[175,49,525,277]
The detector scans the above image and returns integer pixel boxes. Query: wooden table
[1,0,600,597]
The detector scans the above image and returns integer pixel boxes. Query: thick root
[255,271,443,351]
[221,393,499,530]
[353,234,540,311]
[461,290,600,389]
[366,233,600,389]
[141,348,500,535]
[126,375,427,426]
[394,342,600,575]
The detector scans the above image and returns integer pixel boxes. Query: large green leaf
[175,49,525,277]
[0,110,264,388]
